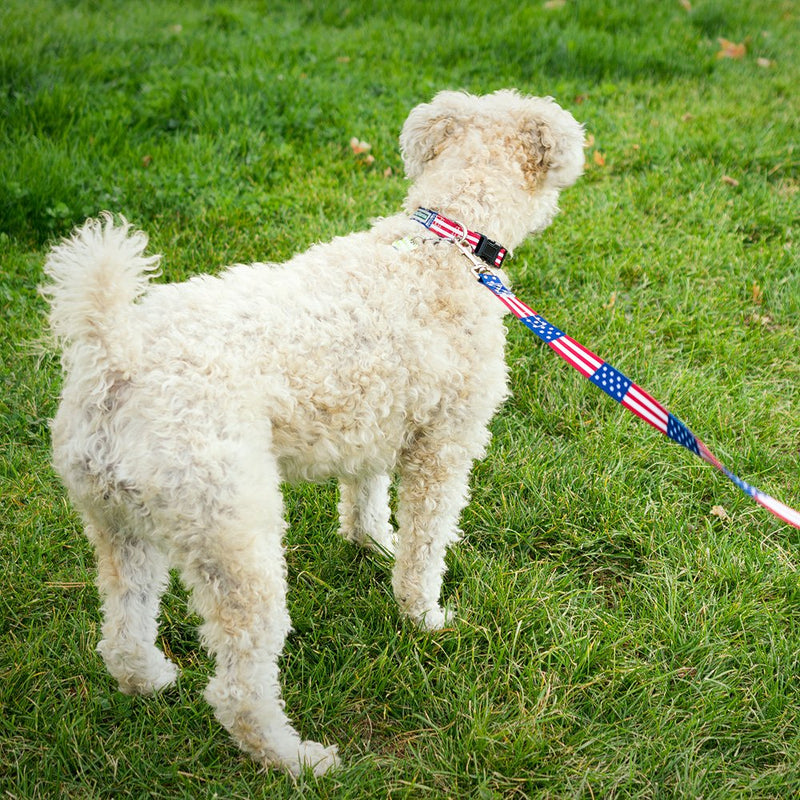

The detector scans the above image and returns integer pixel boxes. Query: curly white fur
[42,89,584,776]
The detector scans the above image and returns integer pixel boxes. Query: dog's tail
[41,214,160,359]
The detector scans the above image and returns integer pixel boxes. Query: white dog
[42,90,584,776]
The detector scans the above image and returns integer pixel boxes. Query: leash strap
[477,270,800,529]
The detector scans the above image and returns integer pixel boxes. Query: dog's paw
[289,741,341,777]
[366,527,397,558]
[339,523,397,558]
[414,605,455,631]
[104,646,179,696]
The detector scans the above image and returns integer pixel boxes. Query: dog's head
[400,90,585,242]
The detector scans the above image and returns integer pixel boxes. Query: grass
[1,0,799,796]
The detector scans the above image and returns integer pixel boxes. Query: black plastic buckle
[473,235,505,267]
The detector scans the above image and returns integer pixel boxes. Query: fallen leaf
[751,281,763,305]
[593,150,606,167]
[349,137,371,155]
[604,291,617,309]
[678,0,692,11]
[747,312,775,329]
[711,505,730,521]
[337,56,351,63]
[544,0,566,8]
[142,154,153,168]
[721,175,739,187]
[681,112,694,122]
[584,133,595,148]
[383,167,393,178]
[364,154,375,166]
[716,38,746,59]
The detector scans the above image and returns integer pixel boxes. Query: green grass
[2,0,799,796]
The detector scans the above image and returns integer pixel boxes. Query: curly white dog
[42,90,584,776]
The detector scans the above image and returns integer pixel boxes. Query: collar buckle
[473,235,504,268]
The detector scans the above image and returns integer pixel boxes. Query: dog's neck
[402,172,560,253]
[409,208,508,269]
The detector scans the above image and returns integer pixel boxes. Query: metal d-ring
[449,221,469,246]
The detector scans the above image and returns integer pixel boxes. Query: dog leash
[411,207,800,529]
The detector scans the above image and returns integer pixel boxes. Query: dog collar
[411,207,508,269]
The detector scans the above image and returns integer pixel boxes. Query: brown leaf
[751,281,763,305]
[747,312,775,330]
[678,0,692,11]
[593,150,606,167]
[716,38,746,59]
[349,137,372,155]
[721,175,739,187]
[711,505,731,521]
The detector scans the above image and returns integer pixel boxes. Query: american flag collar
[411,207,508,269]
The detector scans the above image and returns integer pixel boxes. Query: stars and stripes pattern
[412,208,508,268]
[477,271,800,530]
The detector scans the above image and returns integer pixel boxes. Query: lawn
[1,0,799,797]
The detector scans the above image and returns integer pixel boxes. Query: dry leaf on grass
[721,175,739,187]
[716,38,746,59]
[349,137,372,155]
[711,505,731,521]
[593,150,606,167]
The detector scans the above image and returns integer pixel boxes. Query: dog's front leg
[392,439,474,630]
[337,473,396,555]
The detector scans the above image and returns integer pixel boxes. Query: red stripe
[498,296,527,318]
[428,212,496,255]
[621,395,669,433]
[626,384,669,423]
[549,338,596,377]
[560,336,603,371]
[756,494,800,529]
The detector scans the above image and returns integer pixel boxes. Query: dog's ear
[400,91,469,180]
[521,108,585,189]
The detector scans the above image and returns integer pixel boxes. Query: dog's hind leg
[392,438,475,630]
[168,450,339,777]
[337,473,396,555]
[87,519,178,695]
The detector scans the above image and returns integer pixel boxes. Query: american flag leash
[477,269,800,529]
